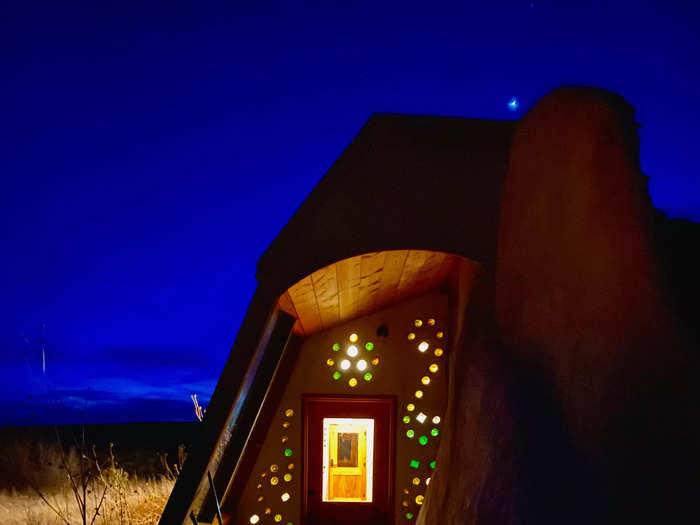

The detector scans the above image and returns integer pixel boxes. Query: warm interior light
[347,345,358,357]
[327,358,335,366]
[412,477,420,485]
[322,418,374,503]
[274,514,282,522]
[429,363,438,373]
[432,416,441,424]
[434,348,444,357]
[270,476,279,485]
[284,409,294,417]
[406,403,415,412]
[416,495,424,505]
[407,333,416,340]
[282,421,290,428]
[270,464,278,472]
[349,333,358,342]
[414,319,423,327]
[356,359,367,371]
[415,412,427,424]
[288,463,294,470]
[418,341,429,352]
[371,357,380,365]
[284,473,292,482]
[340,359,351,370]
[414,390,423,399]
[421,376,431,385]
[348,377,358,387]
[436,331,444,338]
[427,318,436,326]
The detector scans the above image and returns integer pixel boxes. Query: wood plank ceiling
[277,250,458,336]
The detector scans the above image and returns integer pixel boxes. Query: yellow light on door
[349,377,358,387]
[434,348,444,357]
[421,376,431,385]
[416,495,424,505]
[406,403,415,412]
[429,363,439,373]
[349,333,358,342]
[414,390,423,399]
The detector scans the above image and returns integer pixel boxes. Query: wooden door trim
[301,394,396,525]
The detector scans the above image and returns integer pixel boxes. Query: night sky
[2,2,698,426]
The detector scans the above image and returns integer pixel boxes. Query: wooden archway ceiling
[277,250,458,336]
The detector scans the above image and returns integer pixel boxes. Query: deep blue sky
[2,2,698,425]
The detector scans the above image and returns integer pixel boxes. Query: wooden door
[303,395,395,525]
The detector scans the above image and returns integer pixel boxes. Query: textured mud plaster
[420,87,699,525]
[496,87,698,524]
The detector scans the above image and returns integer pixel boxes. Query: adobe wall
[419,87,700,525]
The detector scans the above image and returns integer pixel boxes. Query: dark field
[0,422,200,524]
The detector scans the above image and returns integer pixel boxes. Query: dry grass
[0,476,174,525]
[0,438,176,525]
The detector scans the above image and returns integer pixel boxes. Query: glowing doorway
[321,418,374,502]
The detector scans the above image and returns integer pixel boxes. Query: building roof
[257,113,515,296]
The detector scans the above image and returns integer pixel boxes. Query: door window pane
[322,418,374,502]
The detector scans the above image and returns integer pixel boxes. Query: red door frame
[302,394,396,525]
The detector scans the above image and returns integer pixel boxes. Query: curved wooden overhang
[277,249,461,336]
